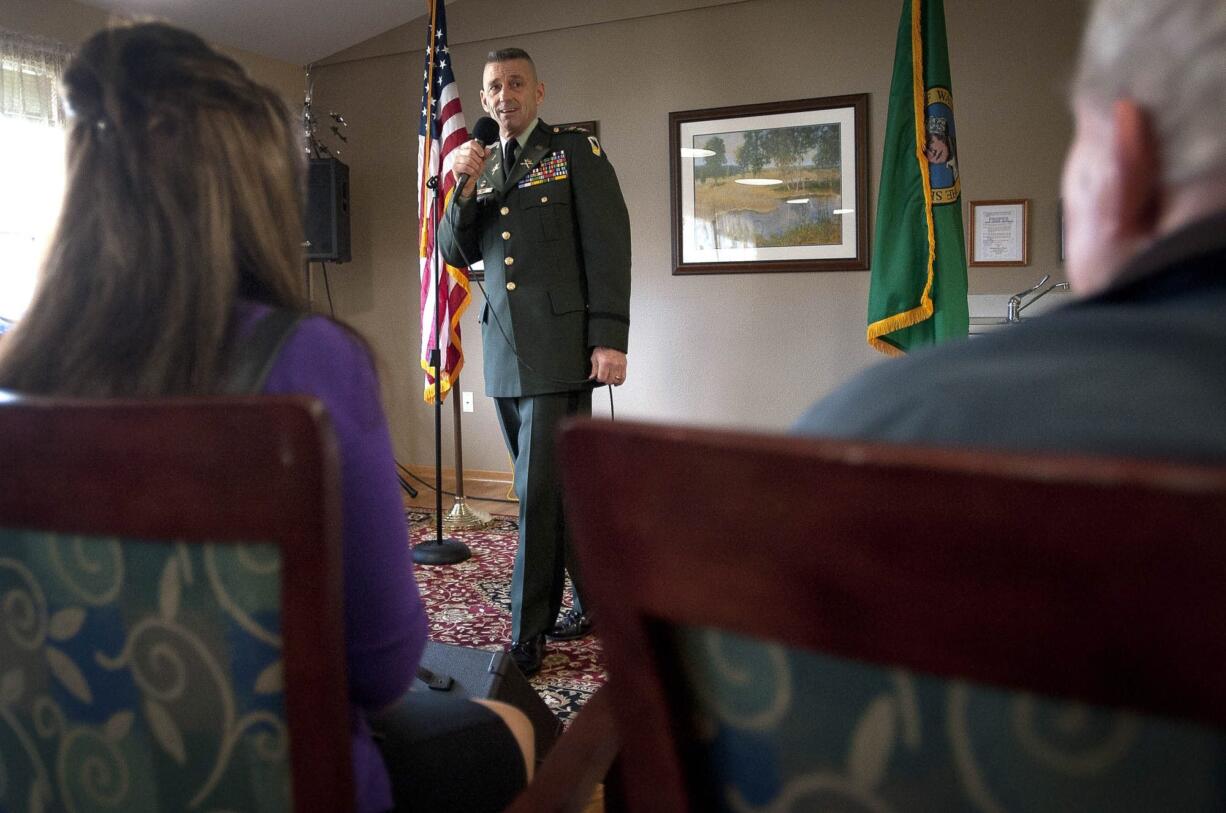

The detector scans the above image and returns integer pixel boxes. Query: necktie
[504,139,517,181]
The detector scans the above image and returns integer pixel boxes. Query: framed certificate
[969,199,1029,266]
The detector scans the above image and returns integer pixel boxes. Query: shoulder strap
[223,308,307,395]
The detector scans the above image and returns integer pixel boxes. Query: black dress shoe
[508,634,545,677]
[547,608,593,641]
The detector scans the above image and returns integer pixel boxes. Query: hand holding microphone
[453,116,501,198]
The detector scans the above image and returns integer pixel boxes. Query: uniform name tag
[517,151,569,188]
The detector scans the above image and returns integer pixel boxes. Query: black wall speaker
[305,157,351,263]
[417,641,561,760]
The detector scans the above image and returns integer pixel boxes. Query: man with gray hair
[795,0,1226,463]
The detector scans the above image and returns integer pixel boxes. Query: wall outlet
[462,391,474,413]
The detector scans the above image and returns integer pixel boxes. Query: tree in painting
[692,123,843,250]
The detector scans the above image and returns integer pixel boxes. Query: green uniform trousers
[495,388,592,642]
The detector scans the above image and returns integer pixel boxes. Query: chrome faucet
[1007,275,1070,322]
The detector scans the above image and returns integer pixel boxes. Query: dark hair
[0,23,306,396]
[485,47,536,71]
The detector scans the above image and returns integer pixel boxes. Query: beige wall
[310,0,1088,473]
[1,0,303,103]
[2,0,108,47]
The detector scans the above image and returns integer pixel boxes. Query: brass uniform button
[502,231,511,240]
[500,206,510,216]
[540,196,549,204]
[504,257,514,266]
[506,282,517,291]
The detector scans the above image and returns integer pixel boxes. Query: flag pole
[412,0,468,564]
[444,379,493,531]
[413,174,471,566]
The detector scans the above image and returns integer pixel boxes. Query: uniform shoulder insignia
[551,125,603,156]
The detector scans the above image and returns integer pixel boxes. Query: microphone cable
[321,261,336,317]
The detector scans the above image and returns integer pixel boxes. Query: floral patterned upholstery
[1,528,291,812]
[673,626,1226,812]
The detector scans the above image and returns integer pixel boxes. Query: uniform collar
[501,117,539,154]
[500,121,551,191]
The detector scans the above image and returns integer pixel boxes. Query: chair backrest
[0,393,351,812]
[558,419,1226,812]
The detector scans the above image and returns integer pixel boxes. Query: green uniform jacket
[438,120,631,397]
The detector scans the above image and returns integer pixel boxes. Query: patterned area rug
[408,510,606,727]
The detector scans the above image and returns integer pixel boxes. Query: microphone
[455,116,501,194]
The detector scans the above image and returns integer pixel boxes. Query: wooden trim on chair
[505,685,620,813]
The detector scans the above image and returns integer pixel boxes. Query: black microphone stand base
[412,537,471,565]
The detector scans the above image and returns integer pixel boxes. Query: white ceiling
[75,0,447,65]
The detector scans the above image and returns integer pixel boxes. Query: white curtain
[0,28,71,323]
[0,28,70,126]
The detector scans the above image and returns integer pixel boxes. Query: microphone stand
[413,174,471,565]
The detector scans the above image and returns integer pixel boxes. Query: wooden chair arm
[505,685,620,813]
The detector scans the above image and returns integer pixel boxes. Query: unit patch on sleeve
[516,150,569,188]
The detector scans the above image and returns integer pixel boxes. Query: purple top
[238,302,427,813]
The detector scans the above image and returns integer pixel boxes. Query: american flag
[418,0,470,403]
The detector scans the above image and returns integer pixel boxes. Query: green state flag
[867,0,968,355]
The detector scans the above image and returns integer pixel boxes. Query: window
[0,29,70,327]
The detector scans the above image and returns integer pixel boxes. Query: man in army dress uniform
[439,48,631,676]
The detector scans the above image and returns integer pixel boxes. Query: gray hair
[1073,0,1226,186]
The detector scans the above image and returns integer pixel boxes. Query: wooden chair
[504,685,621,813]
[557,419,1226,812]
[0,394,351,812]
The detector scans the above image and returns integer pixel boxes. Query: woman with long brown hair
[0,23,306,396]
[0,23,530,812]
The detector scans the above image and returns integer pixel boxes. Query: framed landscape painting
[669,94,868,275]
